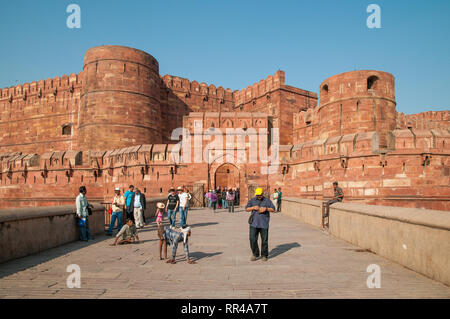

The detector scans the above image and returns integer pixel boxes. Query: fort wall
[0,73,82,154]
[0,46,448,212]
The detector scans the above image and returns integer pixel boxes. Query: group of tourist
[105,185,147,237]
[204,187,240,213]
[75,181,344,263]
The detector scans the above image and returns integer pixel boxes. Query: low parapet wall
[283,197,450,286]
[0,197,165,264]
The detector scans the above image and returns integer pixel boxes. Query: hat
[157,202,165,209]
[177,186,183,191]
[114,187,120,191]
[254,188,263,196]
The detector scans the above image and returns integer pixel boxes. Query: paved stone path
[0,207,449,299]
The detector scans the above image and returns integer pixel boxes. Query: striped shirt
[163,227,189,259]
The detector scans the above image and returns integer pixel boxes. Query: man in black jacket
[127,188,147,229]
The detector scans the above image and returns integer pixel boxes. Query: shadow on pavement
[269,242,301,259]
[0,234,112,279]
[189,251,223,261]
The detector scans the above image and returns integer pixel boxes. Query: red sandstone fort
[0,45,449,210]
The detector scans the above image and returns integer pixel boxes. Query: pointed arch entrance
[214,163,240,189]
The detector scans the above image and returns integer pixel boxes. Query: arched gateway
[214,163,240,190]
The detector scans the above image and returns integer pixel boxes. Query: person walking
[245,187,275,262]
[166,188,179,228]
[128,188,146,229]
[75,186,94,242]
[106,187,125,236]
[226,188,235,213]
[123,185,135,222]
[235,188,240,206]
[276,187,282,212]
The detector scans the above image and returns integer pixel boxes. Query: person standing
[271,189,278,212]
[325,181,344,217]
[128,188,146,229]
[235,188,240,206]
[222,187,228,209]
[245,187,275,262]
[185,189,192,223]
[226,188,235,213]
[123,185,135,222]
[217,187,222,209]
[166,188,179,228]
[178,187,190,227]
[156,202,165,226]
[210,190,218,213]
[206,190,213,208]
[76,186,94,242]
[106,187,125,236]
[276,187,282,212]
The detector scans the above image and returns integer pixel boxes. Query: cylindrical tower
[317,70,396,147]
[78,45,162,150]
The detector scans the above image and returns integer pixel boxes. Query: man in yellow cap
[245,187,275,262]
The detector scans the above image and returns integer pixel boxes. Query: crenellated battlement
[0,72,83,101]
[397,110,450,130]
[232,70,285,106]
[161,74,235,104]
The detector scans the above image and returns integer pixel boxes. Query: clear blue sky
[0,0,449,114]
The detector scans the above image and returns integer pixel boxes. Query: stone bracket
[421,153,432,166]
[340,156,349,169]
[379,154,387,167]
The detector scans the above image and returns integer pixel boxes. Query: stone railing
[0,197,165,264]
[283,197,450,286]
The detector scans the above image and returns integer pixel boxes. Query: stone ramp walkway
[0,207,449,299]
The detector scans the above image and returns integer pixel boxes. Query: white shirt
[178,192,190,208]
[134,194,142,208]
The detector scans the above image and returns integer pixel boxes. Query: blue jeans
[168,209,177,227]
[179,206,188,227]
[222,199,227,208]
[108,211,123,235]
[79,217,91,241]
